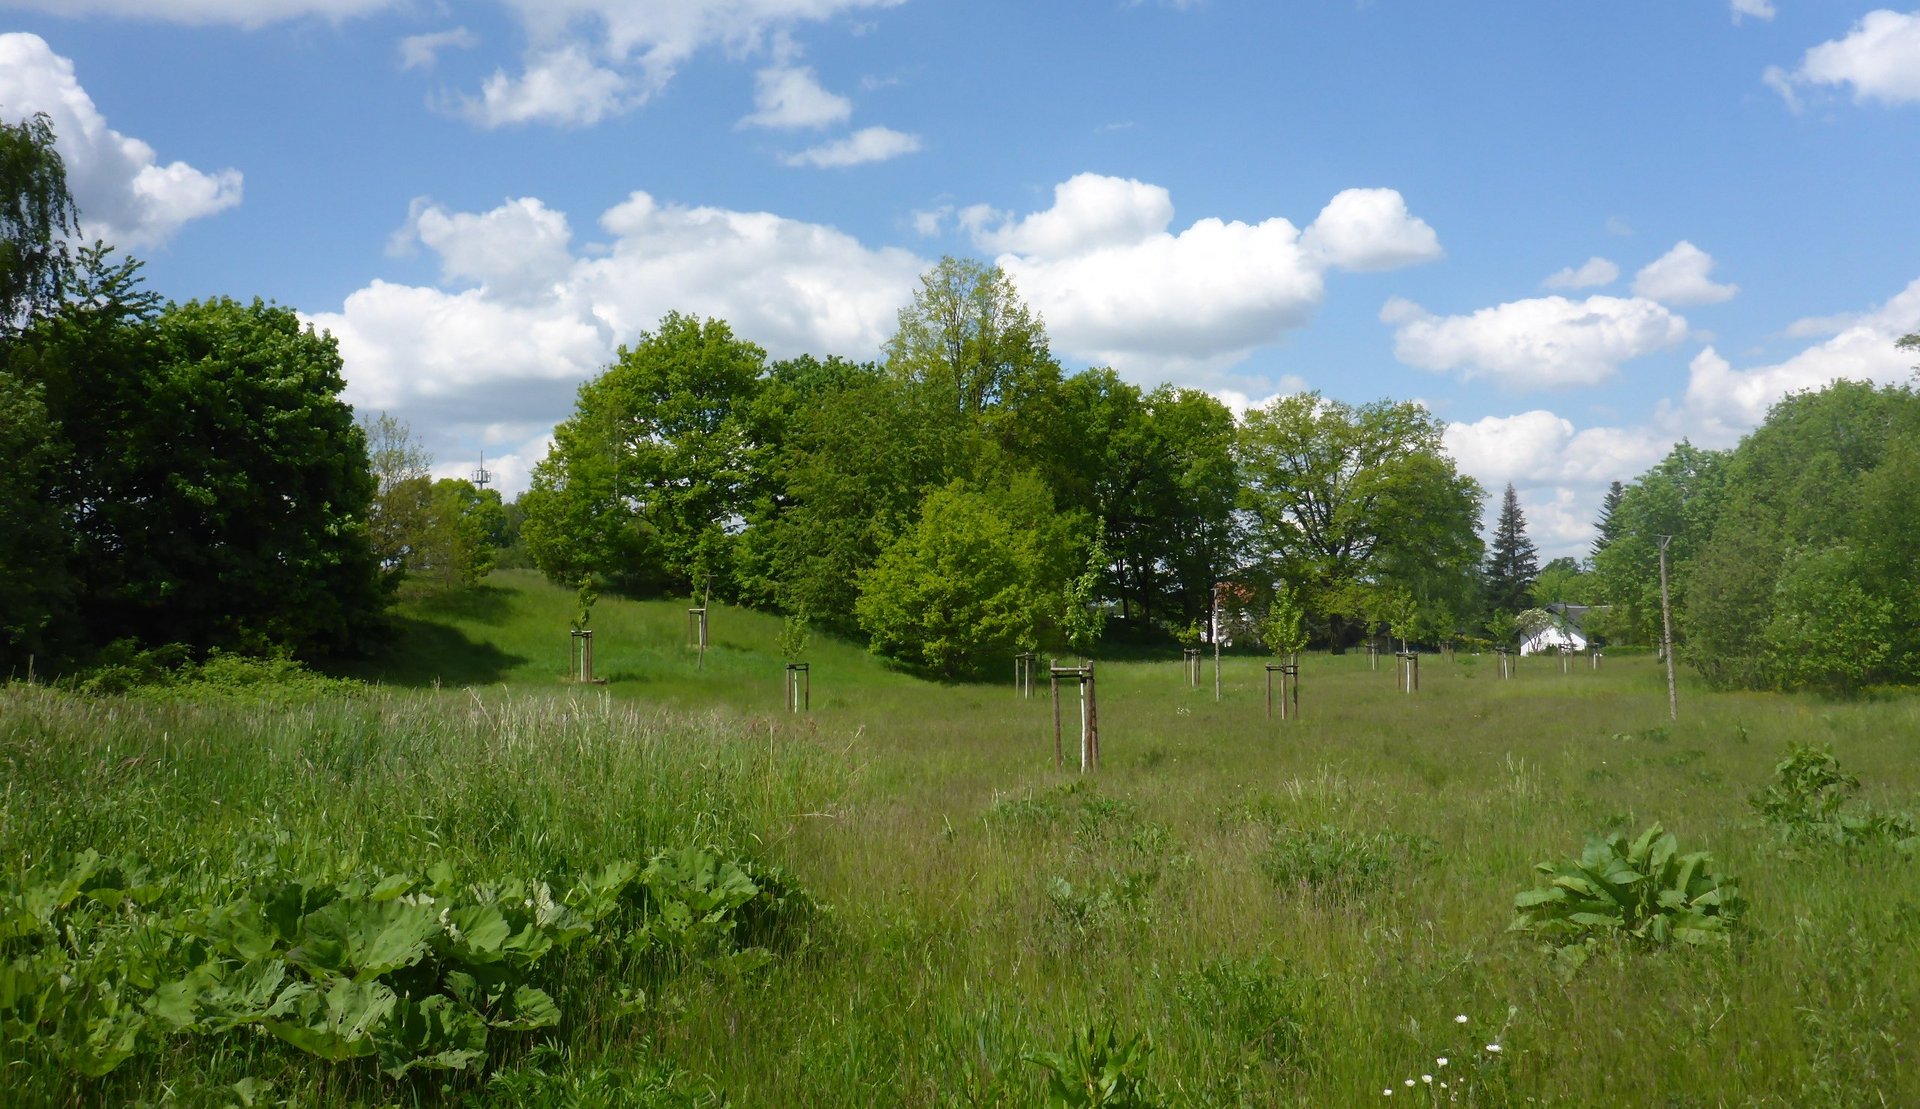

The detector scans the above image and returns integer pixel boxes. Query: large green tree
[885,256,1053,422]
[1236,394,1483,647]
[1686,378,1920,690]
[1588,439,1728,646]
[14,253,386,659]
[855,478,1067,678]
[523,312,765,597]
[1484,483,1539,615]
[0,112,77,341]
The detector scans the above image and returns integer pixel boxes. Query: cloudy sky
[4,2,1918,558]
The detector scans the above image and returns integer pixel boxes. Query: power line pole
[1657,534,1677,721]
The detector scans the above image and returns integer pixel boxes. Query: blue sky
[4,1,1918,558]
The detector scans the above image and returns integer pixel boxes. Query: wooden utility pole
[1657,534,1677,721]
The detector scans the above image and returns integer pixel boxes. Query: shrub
[1751,744,1919,852]
[1511,823,1741,974]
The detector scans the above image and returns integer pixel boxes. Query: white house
[1518,603,1606,656]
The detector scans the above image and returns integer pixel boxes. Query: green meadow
[5,570,1918,1106]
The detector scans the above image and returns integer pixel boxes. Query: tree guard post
[784,662,810,712]
[1395,650,1419,694]
[1590,647,1602,670]
[687,606,709,669]
[1049,660,1097,772]
[569,629,604,684]
[1182,647,1201,689]
[1559,644,1572,675]
[1015,652,1036,699]
[1495,646,1513,680]
[1264,661,1299,721]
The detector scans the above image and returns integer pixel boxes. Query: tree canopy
[1236,393,1483,647]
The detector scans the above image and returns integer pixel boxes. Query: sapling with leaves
[776,614,812,662]
[570,576,599,632]
[1485,609,1518,651]
[1260,584,1308,663]
[1382,587,1419,654]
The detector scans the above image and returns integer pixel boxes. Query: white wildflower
[1485,1043,1502,1053]
[1455,1014,1469,1024]
[1423,1075,1433,1084]
[1436,1057,1448,1067]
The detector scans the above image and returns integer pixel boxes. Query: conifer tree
[1590,479,1625,563]
[1485,483,1539,615]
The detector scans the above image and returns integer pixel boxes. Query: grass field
[5,569,1918,1106]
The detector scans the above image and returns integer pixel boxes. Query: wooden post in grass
[1182,647,1201,689]
[784,663,810,712]
[1015,652,1037,699]
[1050,661,1097,772]
[1265,662,1299,721]
[687,605,709,669]
[1495,646,1512,679]
[1559,644,1572,675]
[1395,651,1419,693]
[569,629,605,684]
[1590,648,1602,670]
[571,628,591,682]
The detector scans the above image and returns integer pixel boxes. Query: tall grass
[5,574,1919,1105]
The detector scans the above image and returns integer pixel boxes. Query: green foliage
[1172,956,1310,1069]
[1484,483,1539,614]
[776,614,812,661]
[1589,440,1728,646]
[524,312,765,597]
[1686,380,1920,691]
[1750,745,1919,852]
[885,256,1052,420]
[1762,545,1892,694]
[10,259,387,664]
[1512,824,1742,974]
[1257,825,1433,900]
[1237,393,1483,646]
[0,110,78,338]
[0,368,71,668]
[1060,531,1110,654]
[1258,585,1307,657]
[0,845,814,1084]
[1025,1024,1161,1108]
[855,480,1062,677]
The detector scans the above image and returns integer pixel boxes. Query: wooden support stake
[1395,651,1420,694]
[785,663,810,712]
[1050,664,1063,770]
[1182,647,1201,689]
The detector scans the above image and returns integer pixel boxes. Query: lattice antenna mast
[470,449,492,490]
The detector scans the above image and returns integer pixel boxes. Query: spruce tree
[1485,483,1539,614]
[1590,479,1625,563]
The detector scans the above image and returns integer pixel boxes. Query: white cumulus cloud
[1768,9,1920,108]
[1730,0,1775,24]
[1632,241,1738,306]
[739,64,852,129]
[308,192,928,496]
[1298,188,1443,272]
[1676,277,1920,442]
[399,27,478,71]
[0,0,398,26]
[460,46,633,128]
[0,33,241,249]
[781,125,921,167]
[1543,257,1619,290]
[1384,294,1688,389]
[969,175,1440,378]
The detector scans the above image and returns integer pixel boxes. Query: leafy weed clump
[0,845,816,1089]
[1750,744,1919,853]
[1025,1023,1161,1108]
[1258,825,1434,901]
[1173,955,1313,1070]
[1511,823,1741,976]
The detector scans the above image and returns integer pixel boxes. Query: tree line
[10,107,1916,691]
[515,257,1495,676]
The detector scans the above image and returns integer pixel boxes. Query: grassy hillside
[5,571,1919,1105]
